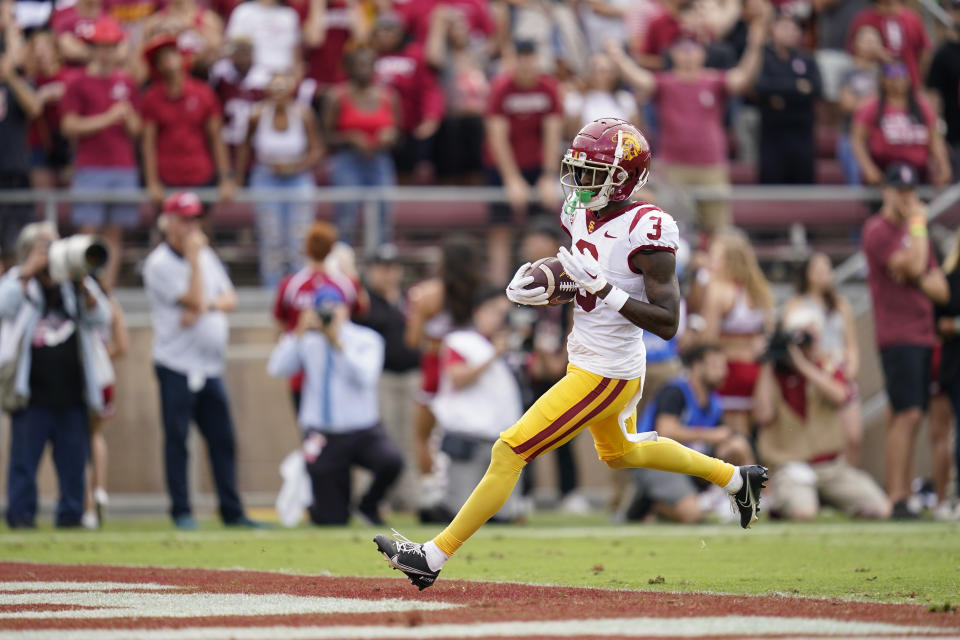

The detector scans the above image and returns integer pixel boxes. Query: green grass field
[4,513,960,606]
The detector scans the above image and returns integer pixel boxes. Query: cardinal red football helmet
[560,118,651,211]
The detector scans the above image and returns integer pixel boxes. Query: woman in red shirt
[140,36,234,204]
[851,60,951,185]
[323,46,399,247]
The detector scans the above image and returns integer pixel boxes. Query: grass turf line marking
[0,616,955,639]
[0,589,459,620]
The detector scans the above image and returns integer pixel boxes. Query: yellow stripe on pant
[502,364,641,462]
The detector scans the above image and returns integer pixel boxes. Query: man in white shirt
[268,286,404,526]
[225,0,301,89]
[431,289,524,521]
[143,192,256,530]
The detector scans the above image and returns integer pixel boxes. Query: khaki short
[770,458,888,518]
[662,163,732,234]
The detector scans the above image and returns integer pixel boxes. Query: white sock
[724,467,744,494]
[423,540,450,572]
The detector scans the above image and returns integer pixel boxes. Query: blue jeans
[836,133,861,185]
[71,167,141,228]
[6,405,89,527]
[155,365,245,523]
[329,150,395,247]
[250,164,316,289]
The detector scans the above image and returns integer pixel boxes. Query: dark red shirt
[61,70,138,168]
[28,66,84,151]
[51,5,105,65]
[397,0,495,44]
[642,12,683,56]
[375,43,444,132]
[846,7,930,86]
[863,213,938,348]
[139,77,221,186]
[775,363,852,420]
[290,0,351,87]
[50,6,102,36]
[273,267,363,392]
[655,70,727,166]
[483,73,560,171]
[273,267,361,332]
[853,95,935,174]
[209,60,263,148]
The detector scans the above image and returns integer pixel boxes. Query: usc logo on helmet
[613,130,646,162]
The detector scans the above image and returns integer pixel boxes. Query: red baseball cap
[142,33,180,67]
[162,191,203,218]
[82,16,126,46]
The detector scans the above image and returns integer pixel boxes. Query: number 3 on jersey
[647,216,662,240]
[573,239,598,312]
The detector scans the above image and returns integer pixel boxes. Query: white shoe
[81,511,99,530]
[559,492,591,516]
[698,484,738,523]
[93,487,108,525]
[933,499,960,521]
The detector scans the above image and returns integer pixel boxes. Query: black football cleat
[373,529,440,591]
[731,465,768,529]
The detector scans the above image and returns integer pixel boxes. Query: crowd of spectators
[3,0,960,528]
[1,0,959,276]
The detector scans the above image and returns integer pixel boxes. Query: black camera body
[315,299,337,327]
[761,324,813,371]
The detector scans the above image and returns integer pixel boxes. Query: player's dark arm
[598,249,679,339]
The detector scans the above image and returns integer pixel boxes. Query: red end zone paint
[0,561,958,639]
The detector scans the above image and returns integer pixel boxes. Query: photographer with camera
[267,285,403,526]
[143,192,258,530]
[753,308,891,521]
[0,222,113,528]
[863,163,949,519]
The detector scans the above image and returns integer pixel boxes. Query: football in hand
[524,257,577,305]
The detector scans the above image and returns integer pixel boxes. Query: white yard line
[0,588,458,620]
[0,616,956,640]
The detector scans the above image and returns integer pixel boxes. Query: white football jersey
[559,201,680,380]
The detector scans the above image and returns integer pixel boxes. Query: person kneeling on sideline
[267,286,403,525]
[753,308,890,520]
[625,343,756,523]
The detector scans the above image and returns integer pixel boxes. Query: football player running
[374,118,767,590]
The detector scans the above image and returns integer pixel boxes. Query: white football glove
[557,246,607,295]
[505,262,549,306]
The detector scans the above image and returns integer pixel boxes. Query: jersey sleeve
[626,206,679,271]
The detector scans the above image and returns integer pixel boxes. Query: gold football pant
[432,364,736,556]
